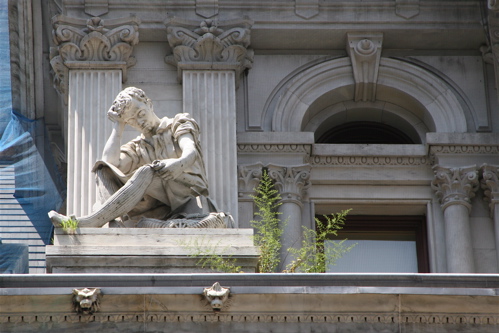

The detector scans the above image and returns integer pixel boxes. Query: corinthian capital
[267,164,311,205]
[50,15,140,98]
[480,164,499,217]
[238,163,264,201]
[165,17,253,86]
[431,165,479,211]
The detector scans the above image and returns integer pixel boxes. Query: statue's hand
[107,108,124,124]
[151,159,183,181]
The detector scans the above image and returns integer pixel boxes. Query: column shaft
[279,201,303,268]
[183,70,238,220]
[443,204,475,273]
[66,70,121,216]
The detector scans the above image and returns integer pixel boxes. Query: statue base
[46,228,260,273]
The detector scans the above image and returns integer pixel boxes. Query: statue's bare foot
[48,210,70,227]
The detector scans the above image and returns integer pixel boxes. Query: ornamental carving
[480,164,499,217]
[72,288,102,314]
[238,163,264,200]
[311,155,428,166]
[203,282,230,312]
[267,164,311,204]
[346,32,383,102]
[50,15,140,98]
[165,18,253,86]
[431,165,479,211]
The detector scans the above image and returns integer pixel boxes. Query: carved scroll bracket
[50,15,140,100]
[431,165,479,212]
[165,17,254,87]
[346,32,383,102]
[267,164,311,206]
[481,164,499,217]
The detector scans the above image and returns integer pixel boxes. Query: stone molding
[1,311,497,325]
[84,0,109,16]
[396,0,420,19]
[481,164,499,217]
[165,17,253,86]
[431,165,479,212]
[196,0,219,18]
[237,144,311,155]
[237,162,264,201]
[267,164,311,205]
[295,0,319,19]
[346,32,383,102]
[50,15,140,98]
[311,155,429,167]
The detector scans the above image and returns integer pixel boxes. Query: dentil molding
[50,15,140,99]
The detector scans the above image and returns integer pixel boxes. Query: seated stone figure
[49,87,232,228]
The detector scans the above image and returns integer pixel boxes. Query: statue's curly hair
[109,87,153,120]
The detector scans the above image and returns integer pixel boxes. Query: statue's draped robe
[94,113,215,221]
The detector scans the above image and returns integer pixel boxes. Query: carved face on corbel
[203,282,230,312]
[72,288,102,314]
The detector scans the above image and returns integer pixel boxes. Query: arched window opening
[317,121,416,144]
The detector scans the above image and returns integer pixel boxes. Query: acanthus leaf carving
[165,18,253,87]
[431,165,479,212]
[480,164,499,217]
[50,15,140,100]
[267,164,311,205]
[237,162,264,200]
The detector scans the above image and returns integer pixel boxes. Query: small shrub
[60,217,79,234]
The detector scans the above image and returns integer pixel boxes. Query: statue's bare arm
[101,110,133,171]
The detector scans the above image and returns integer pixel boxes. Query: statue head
[108,87,160,134]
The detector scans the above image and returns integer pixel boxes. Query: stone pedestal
[46,228,260,273]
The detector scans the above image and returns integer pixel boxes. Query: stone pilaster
[267,164,311,268]
[480,164,499,267]
[50,15,139,216]
[237,163,264,228]
[166,18,253,222]
[431,165,479,272]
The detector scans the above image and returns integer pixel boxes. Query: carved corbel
[267,164,311,206]
[196,0,219,18]
[395,0,420,19]
[72,288,102,314]
[346,33,383,102]
[203,282,230,312]
[50,15,140,101]
[481,164,499,217]
[165,17,254,87]
[295,0,319,20]
[238,162,264,201]
[431,165,479,212]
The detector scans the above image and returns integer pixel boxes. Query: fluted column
[237,163,264,228]
[431,165,479,273]
[166,18,253,222]
[267,164,311,268]
[50,15,139,216]
[480,164,499,268]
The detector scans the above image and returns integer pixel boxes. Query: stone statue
[49,87,233,228]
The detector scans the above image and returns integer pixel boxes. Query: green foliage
[60,217,79,234]
[181,237,243,273]
[250,170,284,273]
[286,209,355,273]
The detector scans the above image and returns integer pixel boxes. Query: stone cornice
[165,17,254,86]
[431,165,479,212]
[481,164,499,217]
[49,15,140,98]
[267,164,311,205]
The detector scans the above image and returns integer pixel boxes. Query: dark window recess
[319,215,429,273]
[317,121,415,144]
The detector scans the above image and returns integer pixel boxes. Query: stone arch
[268,57,472,136]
